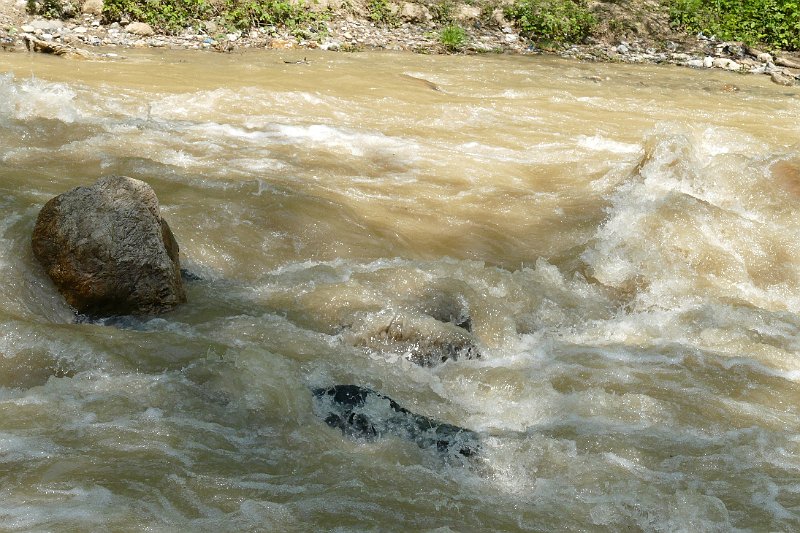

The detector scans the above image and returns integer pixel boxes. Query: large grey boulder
[32,176,186,317]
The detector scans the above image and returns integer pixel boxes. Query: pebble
[757,52,773,63]
[713,58,741,71]
[8,11,800,92]
[31,19,62,30]
[126,22,154,36]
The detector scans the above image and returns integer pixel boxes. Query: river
[2,49,800,531]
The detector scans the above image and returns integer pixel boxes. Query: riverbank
[1,0,799,86]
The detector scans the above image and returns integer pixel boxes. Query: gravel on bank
[0,4,798,87]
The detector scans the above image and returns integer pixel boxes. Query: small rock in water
[771,71,796,86]
[312,385,479,457]
[703,56,714,68]
[180,268,203,282]
[345,310,480,367]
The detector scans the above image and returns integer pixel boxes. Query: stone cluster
[1,2,798,86]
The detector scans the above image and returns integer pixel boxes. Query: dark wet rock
[74,313,152,330]
[345,311,480,367]
[416,289,473,332]
[32,176,186,317]
[180,268,203,282]
[313,385,479,457]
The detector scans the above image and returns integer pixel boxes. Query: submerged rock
[345,310,480,367]
[180,268,203,282]
[771,71,797,86]
[32,176,186,317]
[313,385,479,457]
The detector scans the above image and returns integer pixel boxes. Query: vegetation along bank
[1,0,799,85]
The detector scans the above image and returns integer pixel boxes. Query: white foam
[275,124,419,160]
[0,73,79,122]
[0,434,62,462]
[577,135,641,154]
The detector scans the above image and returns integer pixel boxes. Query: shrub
[669,0,800,50]
[27,0,77,18]
[440,24,466,51]
[368,0,399,26]
[102,0,327,35]
[103,0,214,33]
[430,0,456,23]
[504,0,595,44]
[224,0,325,31]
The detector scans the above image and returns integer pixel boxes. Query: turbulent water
[2,48,800,531]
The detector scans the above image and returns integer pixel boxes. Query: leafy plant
[430,0,456,23]
[225,0,323,30]
[479,0,500,26]
[27,0,77,19]
[103,0,327,35]
[668,0,800,50]
[504,0,596,44]
[103,0,214,33]
[368,0,399,26]
[439,24,466,51]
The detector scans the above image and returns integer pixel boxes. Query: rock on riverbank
[0,0,797,85]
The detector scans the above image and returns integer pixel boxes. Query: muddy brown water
[2,49,800,530]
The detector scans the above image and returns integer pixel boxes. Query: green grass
[102,0,327,35]
[504,0,595,44]
[103,0,213,32]
[668,0,800,50]
[368,0,400,26]
[439,24,466,51]
[27,0,76,18]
